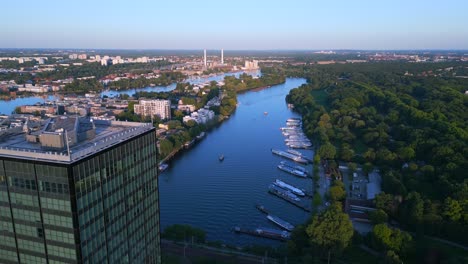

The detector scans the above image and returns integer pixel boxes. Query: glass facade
[0,129,160,264]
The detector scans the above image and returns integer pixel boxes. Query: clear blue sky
[1,0,467,50]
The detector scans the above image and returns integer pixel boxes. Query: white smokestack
[204,49,207,67]
[221,49,224,64]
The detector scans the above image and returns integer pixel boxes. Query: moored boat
[273,179,305,196]
[196,132,206,140]
[277,163,308,178]
[268,184,301,202]
[158,163,168,172]
[267,215,295,231]
[271,149,308,164]
[233,226,290,241]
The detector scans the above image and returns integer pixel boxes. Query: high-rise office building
[0,116,161,264]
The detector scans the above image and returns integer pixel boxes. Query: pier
[232,227,290,241]
[268,186,311,212]
[255,204,269,215]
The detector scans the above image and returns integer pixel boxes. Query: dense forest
[285,62,468,262]
[63,79,103,93]
[106,71,185,90]
[224,68,286,92]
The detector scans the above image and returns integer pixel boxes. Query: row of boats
[281,118,312,149]
[233,203,295,241]
[233,118,313,242]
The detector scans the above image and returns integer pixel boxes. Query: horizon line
[1,48,468,52]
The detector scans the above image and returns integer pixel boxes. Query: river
[159,77,312,246]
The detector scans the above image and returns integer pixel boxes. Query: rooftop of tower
[0,115,153,164]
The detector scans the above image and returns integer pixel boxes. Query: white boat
[286,149,302,156]
[274,179,305,196]
[271,149,308,164]
[269,184,301,202]
[277,163,307,178]
[158,163,168,172]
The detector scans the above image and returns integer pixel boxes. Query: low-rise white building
[183,108,214,124]
[177,104,196,113]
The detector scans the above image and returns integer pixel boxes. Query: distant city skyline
[2,0,468,50]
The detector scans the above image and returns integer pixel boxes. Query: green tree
[184,119,197,128]
[329,185,346,202]
[363,162,374,175]
[173,109,184,120]
[318,143,336,160]
[162,224,206,243]
[399,192,424,228]
[127,101,137,113]
[443,197,463,222]
[369,209,388,225]
[397,146,415,161]
[313,154,321,165]
[347,162,357,173]
[340,146,355,161]
[313,192,323,207]
[306,203,354,263]
[385,250,402,264]
[13,106,22,114]
[371,224,412,255]
[158,139,173,158]
[167,120,182,129]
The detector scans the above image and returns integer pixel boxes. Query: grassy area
[162,254,184,264]
[192,257,238,264]
[338,245,380,264]
[406,237,468,263]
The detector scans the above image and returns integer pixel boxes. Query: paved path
[422,235,468,251]
[161,239,279,263]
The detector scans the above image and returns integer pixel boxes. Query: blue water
[159,77,313,246]
[0,95,60,115]
[101,70,261,97]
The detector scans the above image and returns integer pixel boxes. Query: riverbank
[157,75,284,164]
[159,77,309,246]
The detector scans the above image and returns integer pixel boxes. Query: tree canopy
[306,203,354,261]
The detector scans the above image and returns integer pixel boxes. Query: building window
[37,227,43,238]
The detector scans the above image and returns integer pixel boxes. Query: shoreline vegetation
[283,61,468,263]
